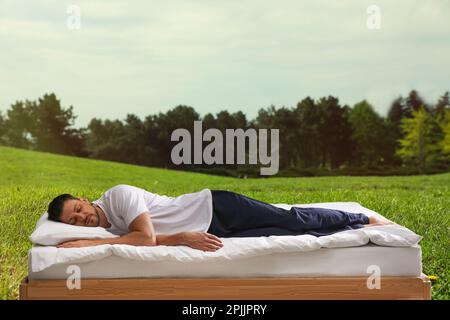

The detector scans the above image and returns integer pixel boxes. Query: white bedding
[29,202,422,273]
[29,244,423,279]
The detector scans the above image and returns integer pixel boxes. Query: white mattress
[28,243,422,280]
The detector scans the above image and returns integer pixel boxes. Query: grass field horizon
[0,145,448,299]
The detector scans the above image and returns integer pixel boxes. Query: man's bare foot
[364,215,395,227]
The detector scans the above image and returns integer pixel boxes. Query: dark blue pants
[207,190,369,237]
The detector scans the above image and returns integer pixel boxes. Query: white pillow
[30,212,118,246]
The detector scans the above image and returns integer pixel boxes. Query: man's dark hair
[48,194,79,222]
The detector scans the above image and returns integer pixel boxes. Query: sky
[1,0,449,128]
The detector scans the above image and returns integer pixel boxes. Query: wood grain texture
[20,274,431,300]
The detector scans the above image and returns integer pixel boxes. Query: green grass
[0,145,449,299]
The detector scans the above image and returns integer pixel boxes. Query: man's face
[60,198,99,227]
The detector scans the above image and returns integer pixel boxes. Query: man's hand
[180,232,224,252]
[57,239,100,248]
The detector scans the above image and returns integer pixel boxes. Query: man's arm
[156,233,185,246]
[157,232,224,252]
[57,214,223,251]
[57,212,157,248]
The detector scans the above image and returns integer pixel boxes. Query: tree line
[0,90,449,177]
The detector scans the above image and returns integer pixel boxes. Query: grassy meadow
[0,145,448,299]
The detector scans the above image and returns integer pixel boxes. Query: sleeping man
[48,184,391,251]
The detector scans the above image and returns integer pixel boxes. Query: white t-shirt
[92,184,213,236]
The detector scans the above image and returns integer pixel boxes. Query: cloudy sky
[1,0,449,127]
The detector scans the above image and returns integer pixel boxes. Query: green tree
[2,100,35,148]
[387,97,407,137]
[348,100,386,167]
[439,110,450,159]
[396,106,440,173]
[255,105,299,168]
[433,91,450,121]
[30,94,76,154]
[406,90,429,113]
[385,97,409,165]
[200,110,250,169]
[143,105,200,167]
[294,98,321,168]
[0,111,6,144]
[315,96,353,169]
[86,114,149,165]
[202,113,217,130]
[122,114,149,165]
[214,110,246,131]
[86,118,127,162]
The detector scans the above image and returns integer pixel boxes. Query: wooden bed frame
[20,274,431,300]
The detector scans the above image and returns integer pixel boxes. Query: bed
[20,202,432,300]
